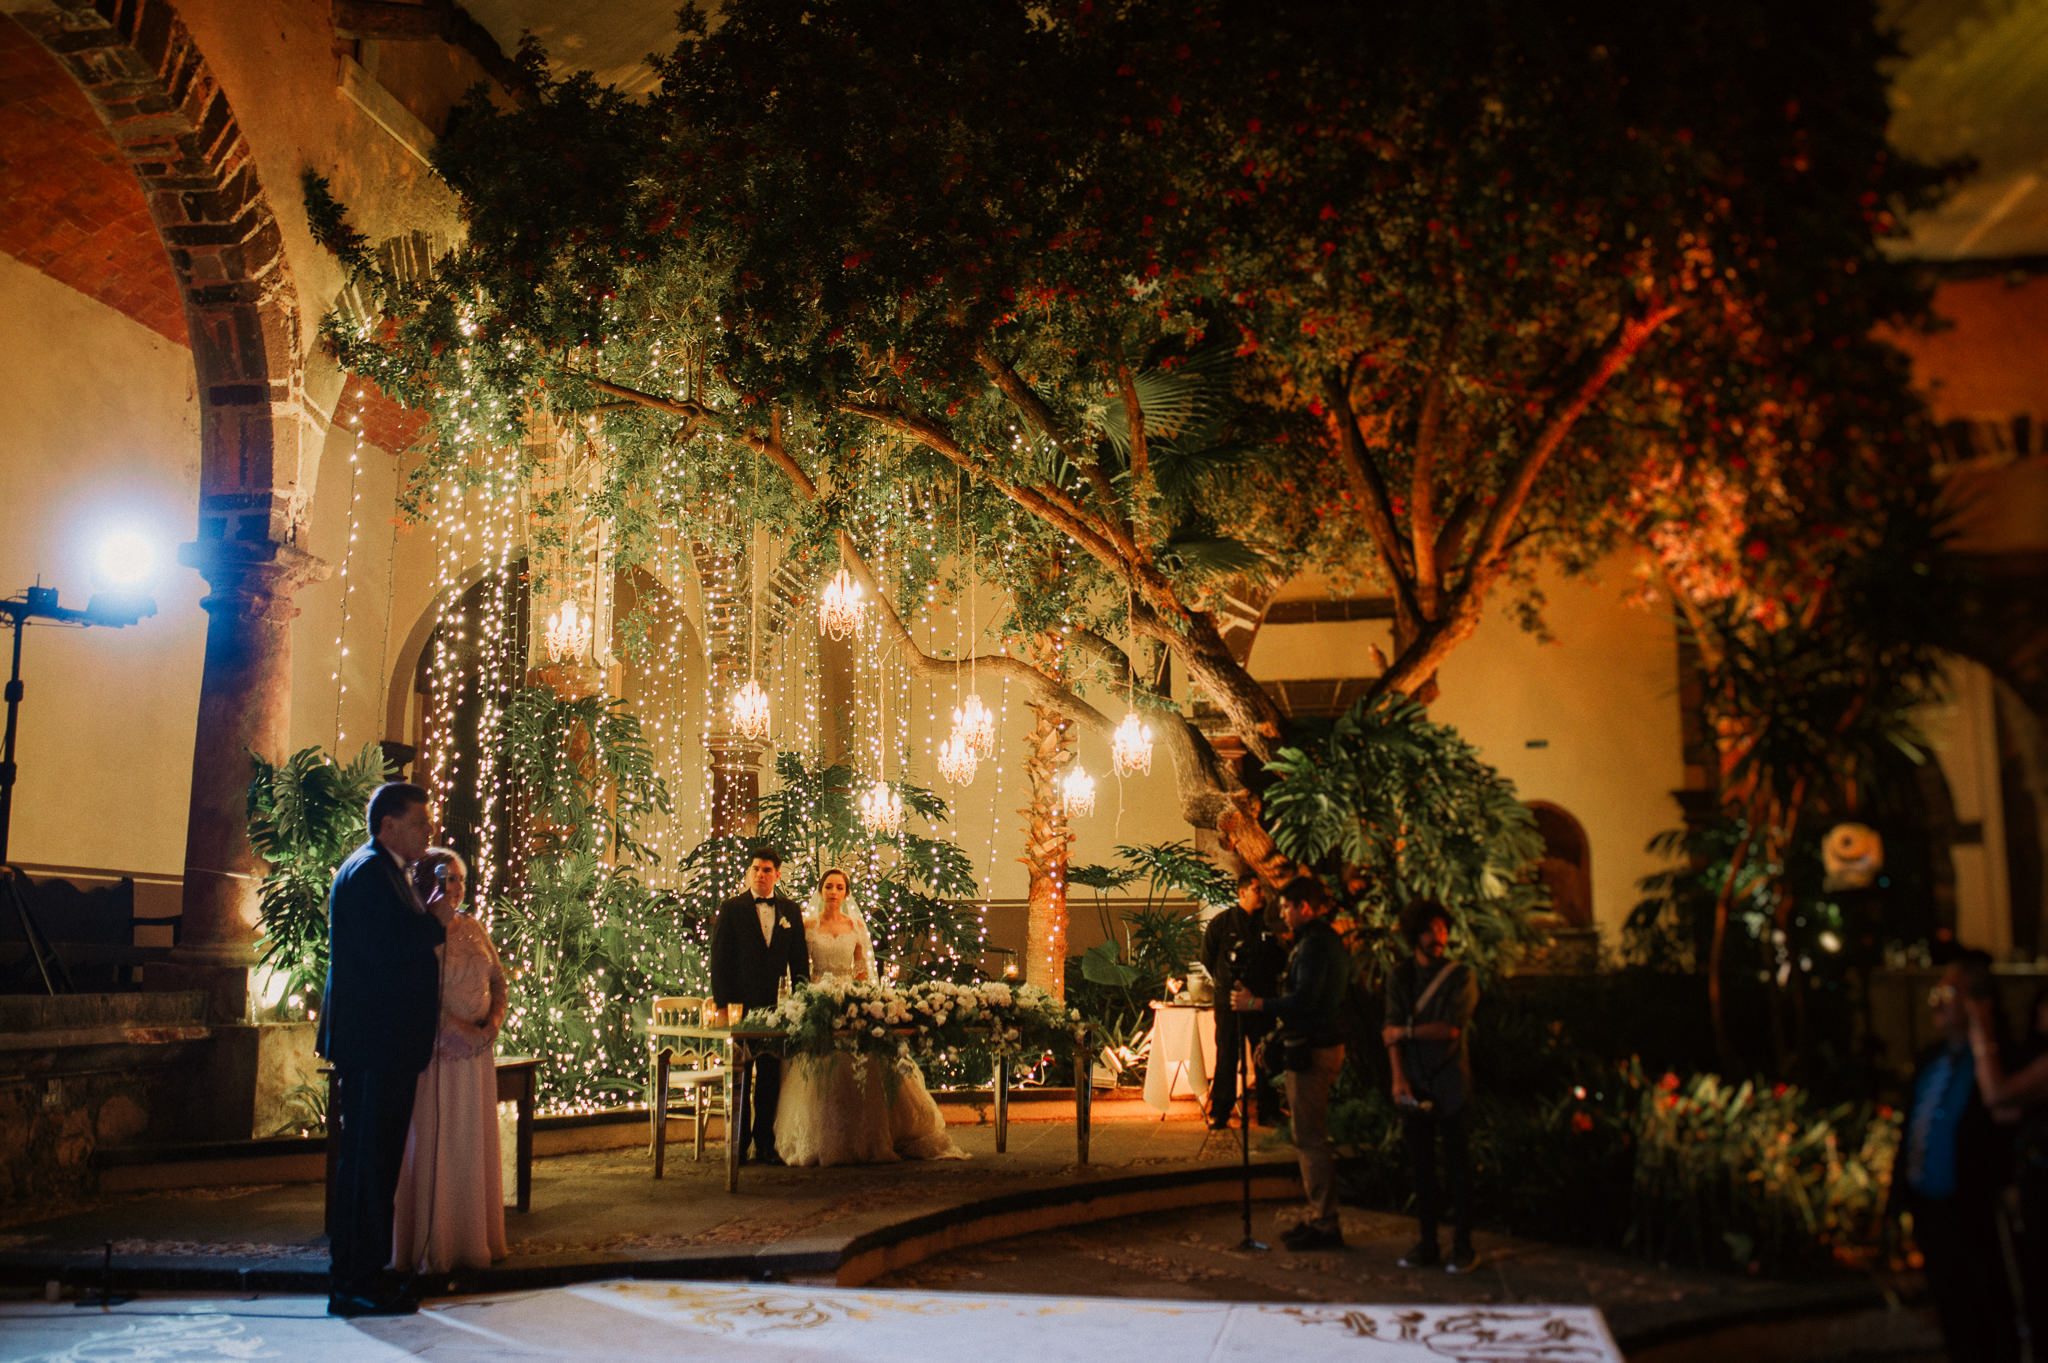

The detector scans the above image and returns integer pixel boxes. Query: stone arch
[1528,800,1593,928]
[11,0,315,1015]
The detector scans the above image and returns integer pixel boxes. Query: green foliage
[497,685,670,862]
[1264,695,1548,985]
[1067,841,1226,1030]
[492,852,702,1110]
[245,742,389,1009]
[306,0,1953,793]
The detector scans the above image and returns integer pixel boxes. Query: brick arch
[11,0,305,538]
[11,0,317,1016]
[0,14,185,343]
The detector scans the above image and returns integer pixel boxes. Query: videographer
[1383,898,1479,1273]
[1203,871,1284,1129]
[1232,874,1349,1251]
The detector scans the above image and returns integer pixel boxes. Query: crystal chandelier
[936,730,979,786]
[729,677,771,742]
[858,778,904,835]
[953,693,997,760]
[1060,764,1097,818]
[543,599,591,663]
[818,568,865,640]
[1110,710,1154,777]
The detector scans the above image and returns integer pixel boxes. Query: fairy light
[330,400,365,748]
[729,450,772,742]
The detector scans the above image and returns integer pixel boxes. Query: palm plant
[245,741,390,1010]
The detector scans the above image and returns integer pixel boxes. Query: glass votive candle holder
[725,1002,744,1027]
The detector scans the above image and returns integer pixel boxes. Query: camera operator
[1232,875,1349,1251]
[1384,899,1479,1273]
[1203,871,1284,1129]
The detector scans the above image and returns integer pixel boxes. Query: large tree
[319,0,1944,884]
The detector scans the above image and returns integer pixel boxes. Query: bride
[773,868,965,1166]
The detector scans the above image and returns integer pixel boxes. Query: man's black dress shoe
[754,1148,786,1166]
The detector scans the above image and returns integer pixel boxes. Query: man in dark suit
[1202,872,1283,1129]
[317,782,449,1317]
[710,845,809,1165]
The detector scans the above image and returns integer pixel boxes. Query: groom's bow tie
[755,899,775,909]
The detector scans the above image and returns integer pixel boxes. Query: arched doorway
[1528,801,1593,929]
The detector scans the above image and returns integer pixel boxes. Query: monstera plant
[246,741,391,1012]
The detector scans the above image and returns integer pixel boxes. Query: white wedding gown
[773,919,966,1166]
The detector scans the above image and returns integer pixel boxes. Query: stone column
[154,513,326,1020]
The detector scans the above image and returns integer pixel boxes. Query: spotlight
[95,530,157,588]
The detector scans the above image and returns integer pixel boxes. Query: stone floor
[0,1113,1944,1360]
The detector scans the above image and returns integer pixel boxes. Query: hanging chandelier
[729,677,772,742]
[953,693,997,760]
[936,730,979,786]
[858,778,904,835]
[818,568,865,640]
[543,599,591,663]
[1060,764,1097,818]
[1110,710,1155,777]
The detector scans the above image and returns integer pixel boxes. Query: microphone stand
[1234,1015,1265,1252]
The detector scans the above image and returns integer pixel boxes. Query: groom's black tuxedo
[710,891,810,1010]
[709,889,809,1160]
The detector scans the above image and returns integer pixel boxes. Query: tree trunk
[1018,698,1074,997]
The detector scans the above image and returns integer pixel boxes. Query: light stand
[0,582,156,994]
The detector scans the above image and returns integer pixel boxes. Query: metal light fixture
[1110,710,1154,777]
[729,677,772,743]
[818,568,865,640]
[543,599,591,663]
[936,730,979,786]
[858,778,904,835]
[953,693,997,760]
[1060,764,1097,818]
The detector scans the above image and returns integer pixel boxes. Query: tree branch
[1410,370,1447,619]
[1321,369,1422,626]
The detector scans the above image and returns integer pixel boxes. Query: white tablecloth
[1143,1002,1217,1112]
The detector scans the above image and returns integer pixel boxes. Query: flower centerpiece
[742,978,1084,1067]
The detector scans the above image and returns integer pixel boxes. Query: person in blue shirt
[1232,874,1349,1251]
[1886,949,2017,1363]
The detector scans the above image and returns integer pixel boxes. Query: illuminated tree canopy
[316,0,1948,868]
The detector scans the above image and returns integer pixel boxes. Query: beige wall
[0,255,203,875]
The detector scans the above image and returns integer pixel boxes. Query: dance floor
[0,1280,1624,1361]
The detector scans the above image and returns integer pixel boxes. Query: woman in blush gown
[391,848,509,1274]
[774,868,965,1167]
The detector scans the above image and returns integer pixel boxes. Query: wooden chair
[648,995,727,1176]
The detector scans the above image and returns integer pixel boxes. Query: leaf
[1080,939,1143,988]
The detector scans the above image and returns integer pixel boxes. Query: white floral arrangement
[742,978,1084,1062]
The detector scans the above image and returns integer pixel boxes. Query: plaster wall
[0,254,203,876]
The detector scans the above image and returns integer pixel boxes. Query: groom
[710,845,809,1165]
